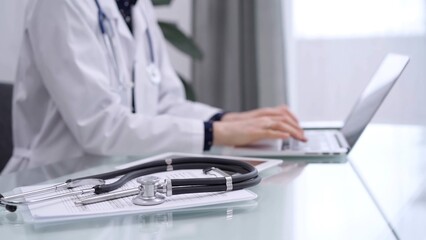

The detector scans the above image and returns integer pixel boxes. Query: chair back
[0,82,13,172]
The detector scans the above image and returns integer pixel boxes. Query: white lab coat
[3,0,220,173]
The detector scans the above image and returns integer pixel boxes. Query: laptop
[218,53,410,158]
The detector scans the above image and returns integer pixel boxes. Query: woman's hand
[221,105,299,123]
[213,116,306,147]
[213,105,306,147]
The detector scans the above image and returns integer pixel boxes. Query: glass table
[1,124,416,240]
[350,124,426,240]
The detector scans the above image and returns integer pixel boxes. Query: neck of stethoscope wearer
[0,157,261,212]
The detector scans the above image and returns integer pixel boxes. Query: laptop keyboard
[281,131,339,151]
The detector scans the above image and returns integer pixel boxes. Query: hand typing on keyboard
[216,105,307,147]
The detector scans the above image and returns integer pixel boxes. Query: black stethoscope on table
[0,157,261,212]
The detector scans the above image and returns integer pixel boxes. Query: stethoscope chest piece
[146,64,161,85]
[133,176,166,206]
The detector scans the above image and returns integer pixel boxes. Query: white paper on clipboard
[21,169,256,223]
[19,153,280,223]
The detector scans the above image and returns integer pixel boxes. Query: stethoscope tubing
[76,157,255,180]
[93,163,258,194]
[95,0,156,66]
[171,176,261,195]
[95,0,124,87]
[72,157,259,194]
[94,0,157,113]
[0,157,260,211]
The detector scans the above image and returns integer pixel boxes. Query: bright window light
[293,0,426,38]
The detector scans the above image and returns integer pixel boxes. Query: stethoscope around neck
[0,157,261,211]
[95,0,128,91]
[94,0,161,110]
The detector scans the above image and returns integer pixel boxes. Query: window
[293,0,425,39]
[284,0,426,125]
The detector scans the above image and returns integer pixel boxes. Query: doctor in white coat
[4,0,306,174]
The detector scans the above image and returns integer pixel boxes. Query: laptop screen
[341,53,410,149]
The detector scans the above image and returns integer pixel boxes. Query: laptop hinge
[334,132,350,151]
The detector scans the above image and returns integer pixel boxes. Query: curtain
[192,0,258,112]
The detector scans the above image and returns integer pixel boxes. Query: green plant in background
[152,0,202,101]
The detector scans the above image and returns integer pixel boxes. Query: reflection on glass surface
[350,125,426,240]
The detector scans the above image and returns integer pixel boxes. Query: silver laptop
[219,53,410,158]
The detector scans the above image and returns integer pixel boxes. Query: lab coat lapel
[101,1,136,68]
[132,1,159,115]
[132,0,149,67]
